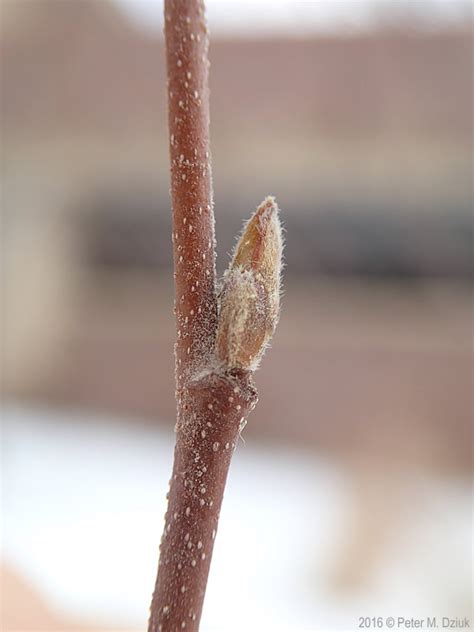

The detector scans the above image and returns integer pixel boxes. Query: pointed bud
[216,197,282,370]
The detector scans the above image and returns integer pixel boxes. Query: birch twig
[148,2,282,630]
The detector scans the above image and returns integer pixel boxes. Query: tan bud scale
[216,197,282,370]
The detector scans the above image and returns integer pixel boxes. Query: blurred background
[1,0,472,630]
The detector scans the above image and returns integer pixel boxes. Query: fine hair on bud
[216,197,282,370]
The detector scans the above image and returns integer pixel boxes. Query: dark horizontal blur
[3,1,472,280]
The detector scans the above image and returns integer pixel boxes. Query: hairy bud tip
[216,197,283,370]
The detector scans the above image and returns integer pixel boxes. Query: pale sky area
[115,0,471,35]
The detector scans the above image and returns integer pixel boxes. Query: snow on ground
[1,406,471,631]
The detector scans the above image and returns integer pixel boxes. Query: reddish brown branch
[148,2,282,631]
[149,371,257,631]
[165,0,217,381]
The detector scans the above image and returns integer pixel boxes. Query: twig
[165,0,216,379]
[148,2,282,631]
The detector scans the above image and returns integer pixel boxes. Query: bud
[216,197,282,370]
